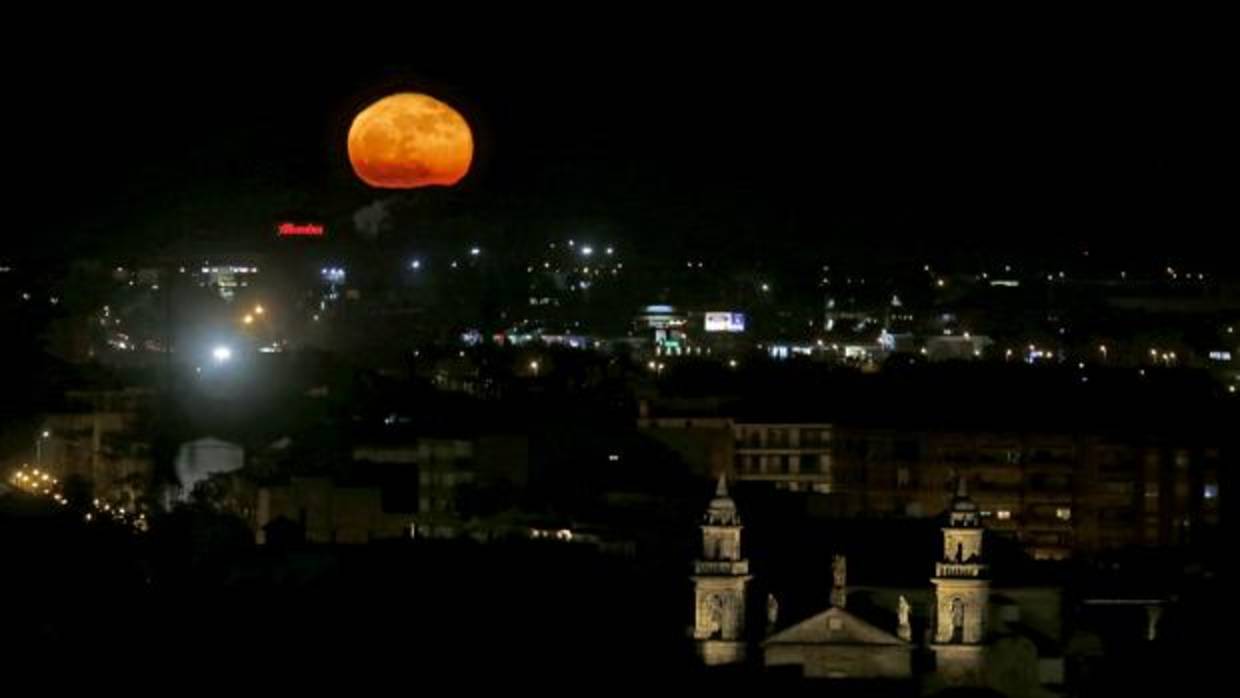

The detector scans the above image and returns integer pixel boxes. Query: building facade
[642,415,1224,559]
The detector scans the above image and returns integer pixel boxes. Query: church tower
[692,474,752,665]
[931,477,990,684]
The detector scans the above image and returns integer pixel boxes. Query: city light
[410,259,422,270]
[581,246,594,256]
[254,305,264,315]
[470,247,481,256]
[242,314,254,325]
[212,346,233,363]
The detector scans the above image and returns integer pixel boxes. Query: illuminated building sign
[704,312,746,333]
[277,222,325,237]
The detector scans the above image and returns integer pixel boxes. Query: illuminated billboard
[705,312,746,333]
[278,222,325,237]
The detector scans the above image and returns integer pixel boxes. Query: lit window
[996,510,1011,520]
[1204,484,1219,500]
[1056,507,1072,521]
[897,467,911,488]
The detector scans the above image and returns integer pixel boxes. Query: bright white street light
[212,346,233,363]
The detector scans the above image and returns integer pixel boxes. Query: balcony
[694,560,750,576]
[935,562,988,578]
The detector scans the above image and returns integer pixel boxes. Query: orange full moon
[347,93,473,189]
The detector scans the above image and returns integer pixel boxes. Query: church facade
[690,477,1064,695]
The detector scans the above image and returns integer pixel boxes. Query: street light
[36,430,50,468]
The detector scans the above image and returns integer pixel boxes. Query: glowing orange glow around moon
[348,93,473,189]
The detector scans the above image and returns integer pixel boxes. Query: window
[895,440,919,461]
[801,454,818,473]
[1056,507,1072,521]
[1204,484,1219,500]
[996,510,1012,520]
[897,466,911,488]
[769,429,786,448]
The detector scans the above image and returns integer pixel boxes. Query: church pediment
[765,607,909,646]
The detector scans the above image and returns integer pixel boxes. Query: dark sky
[3,24,1230,268]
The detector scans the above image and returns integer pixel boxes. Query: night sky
[4,26,1229,269]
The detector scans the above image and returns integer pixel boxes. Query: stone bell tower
[931,477,990,684]
[692,474,752,665]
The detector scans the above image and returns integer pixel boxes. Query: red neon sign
[277,222,325,237]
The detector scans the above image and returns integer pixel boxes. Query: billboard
[705,312,746,333]
[278,222,325,237]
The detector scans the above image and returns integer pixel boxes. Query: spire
[705,474,740,526]
[831,554,847,608]
[956,474,968,499]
